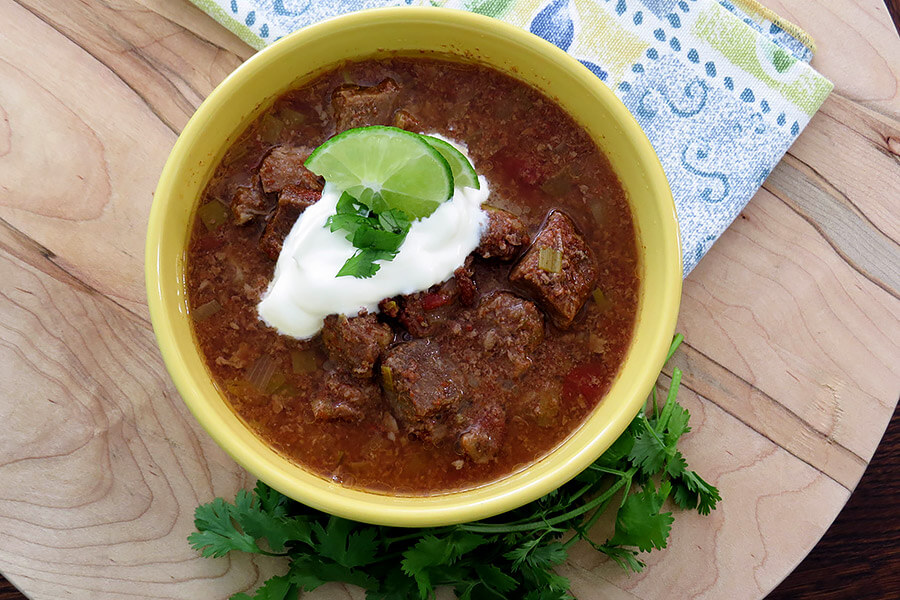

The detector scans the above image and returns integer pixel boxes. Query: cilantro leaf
[506,539,567,572]
[188,498,261,557]
[326,213,372,235]
[352,225,407,252]
[475,563,518,594]
[378,208,412,234]
[401,534,451,572]
[664,402,691,445]
[609,481,674,552]
[672,469,721,515]
[336,248,396,278]
[590,427,635,470]
[335,191,368,216]
[254,480,288,517]
[289,555,376,592]
[188,488,311,557]
[353,187,382,212]
[230,575,296,600]
[598,545,644,572]
[312,517,379,568]
[628,425,667,476]
[665,449,688,478]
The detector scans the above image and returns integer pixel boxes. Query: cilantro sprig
[189,335,720,599]
[325,191,413,279]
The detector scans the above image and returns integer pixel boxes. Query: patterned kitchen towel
[191,0,833,275]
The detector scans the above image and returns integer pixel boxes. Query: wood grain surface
[0,0,897,599]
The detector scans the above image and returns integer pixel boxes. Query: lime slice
[305,126,453,219]
[422,135,480,190]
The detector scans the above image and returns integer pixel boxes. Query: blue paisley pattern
[530,0,574,51]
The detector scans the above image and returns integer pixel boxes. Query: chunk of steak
[454,262,478,307]
[332,79,401,132]
[443,292,543,380]
[476,205,530,260]
[259,185,320,259]
[381,339,464,442]
[321,311,393,379]
[394,279,461,337]
[476,292,544,362]
[457,402,506,464]
[311,371,381,422]
[509,210,598,328]
[389,293,430,338]
[258,146,322,194]
[391,109,421,132]
[230,180,271,225]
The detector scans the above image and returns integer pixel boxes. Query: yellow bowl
[146,7,681,527]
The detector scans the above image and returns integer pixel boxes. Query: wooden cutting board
[0,0,897,598]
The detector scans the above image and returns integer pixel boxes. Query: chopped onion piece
[537,247,562,273]
[592,287,612,311]
[279,107,307,126]
[224,378,254,396]
[193,299,222,322]
[198,200,229,231]
[265,372,287,395]
[540,171,572,197]
[258,113,284,144]
[291,350,317,374]
[589,198,606,226]
[381,365,394,393]
[588,333,607,354]
[247,355,277,392]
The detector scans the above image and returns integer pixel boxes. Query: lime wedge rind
[421,135,480,190]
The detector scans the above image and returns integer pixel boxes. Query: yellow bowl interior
[145,7,681,527]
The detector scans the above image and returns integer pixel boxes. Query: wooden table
[0,1,897,598]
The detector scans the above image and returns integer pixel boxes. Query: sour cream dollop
[257,177,489,339]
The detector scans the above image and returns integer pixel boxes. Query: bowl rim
[146,6,682,526]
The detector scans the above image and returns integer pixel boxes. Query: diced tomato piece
[421,292,452,311]
[195,233,225,252]
[495,152,551,186]
[562,360,611,403]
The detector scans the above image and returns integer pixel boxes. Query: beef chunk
[509,211,598,328]
[230,181,271,225]
[259,185,320,259]
[379,295,427,334]
[259,146,322,194]
[394,287,458,338]
[311,371,380,422]
[476,205,530,260]
[521,380,562,427]
[473,292,543,377]
[321,311,392,379]
[458,403,505,464]
[381,339,464,441]
[332,79,401,132]
[476,293,543,351]
[391,109,421,132]
[454,263,477,307]
[397,293,431,337]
